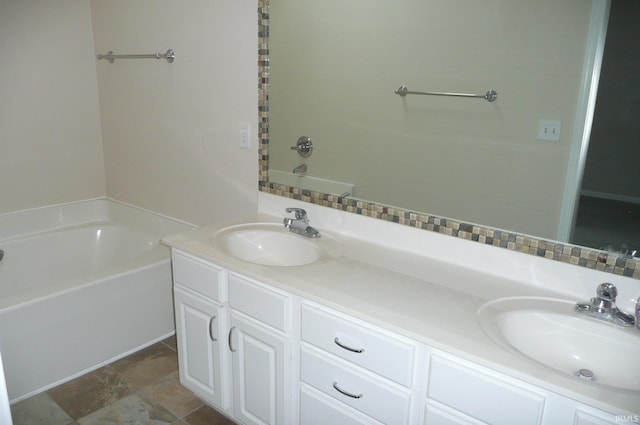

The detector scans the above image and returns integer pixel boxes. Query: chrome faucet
[575,283,636,327]
[283,207,320,238]
[292,164,307,174]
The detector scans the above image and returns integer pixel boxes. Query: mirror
[258,0,640,277]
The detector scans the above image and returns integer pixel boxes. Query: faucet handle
[290,136,313,158]
[596,282,617,302]
[285,207,308,222]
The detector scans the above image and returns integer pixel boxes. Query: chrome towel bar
[394,85,497,102]
[96,49,175,63]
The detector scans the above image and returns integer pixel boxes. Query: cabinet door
[230,311,289,425]
[174,287,230,410]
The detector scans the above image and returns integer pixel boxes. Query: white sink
[211,223,340,267]
[478,297,640,392]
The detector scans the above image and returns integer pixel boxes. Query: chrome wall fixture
[291,136,313,158]
[394,85,498,102]
[96,49,175,63]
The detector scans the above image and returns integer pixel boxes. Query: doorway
[571,0,640,255]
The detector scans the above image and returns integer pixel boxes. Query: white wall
[0,0,105,214]
[91,0,259,226]
[0,0,259,225]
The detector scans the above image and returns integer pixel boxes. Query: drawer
[424,401,486,425]
[301,303,416,387]
[574,410,619,425]
[300,347,412,425]
[300,385,384,425]
[228,273,289,332]
[428,354,545,425]
[172,251,225,301]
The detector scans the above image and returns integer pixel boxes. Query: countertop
[162,213,640,416]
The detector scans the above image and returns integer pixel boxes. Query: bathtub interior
[0,198,194,309]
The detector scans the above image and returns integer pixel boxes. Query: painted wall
[0,1,105,214]
[268,0,593,239]
[0,0,258,224]
[91,0,259,225]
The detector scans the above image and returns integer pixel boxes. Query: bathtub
[0,198,194,402]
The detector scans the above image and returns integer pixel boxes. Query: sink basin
[478,297,640,392]
[211,223,340,267]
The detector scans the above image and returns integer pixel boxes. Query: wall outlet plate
[538,120,562,142]
[239,122,251,149]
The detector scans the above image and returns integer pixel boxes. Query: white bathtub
[0,198,194,402]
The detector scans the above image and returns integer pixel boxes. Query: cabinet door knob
[332,381,363,399]
[334,337,365,353]
[228,326,237,352]
[209,315,217,341]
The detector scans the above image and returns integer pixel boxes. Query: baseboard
[580,190,640,205]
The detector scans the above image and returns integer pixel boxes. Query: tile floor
[10,336,237,425]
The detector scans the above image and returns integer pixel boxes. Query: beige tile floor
[10,336,237,425]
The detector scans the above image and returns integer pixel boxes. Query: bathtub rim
[0,196,195,242]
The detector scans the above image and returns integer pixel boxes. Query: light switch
[537,120,562,142]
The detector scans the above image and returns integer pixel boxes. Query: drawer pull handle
[228,326,237,352]
[209,315,217,341]
[332,381,363,399]
[334,337,365,353]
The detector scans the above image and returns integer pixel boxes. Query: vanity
[162,194,640,425]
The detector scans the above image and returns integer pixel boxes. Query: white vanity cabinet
[172,251,231,411]
[228,273,292,425]
[170,248,633,425]
[171,250,293,425]
[299,302,424,425]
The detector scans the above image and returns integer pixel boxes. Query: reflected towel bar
[96,49,175,63]
[394,85,497,102]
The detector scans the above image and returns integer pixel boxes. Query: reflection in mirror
[258,0,640,277]
[572,0,640,255]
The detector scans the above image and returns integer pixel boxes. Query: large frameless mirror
[258,0,640,277]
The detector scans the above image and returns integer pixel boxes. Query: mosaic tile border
[256,0,639,280]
